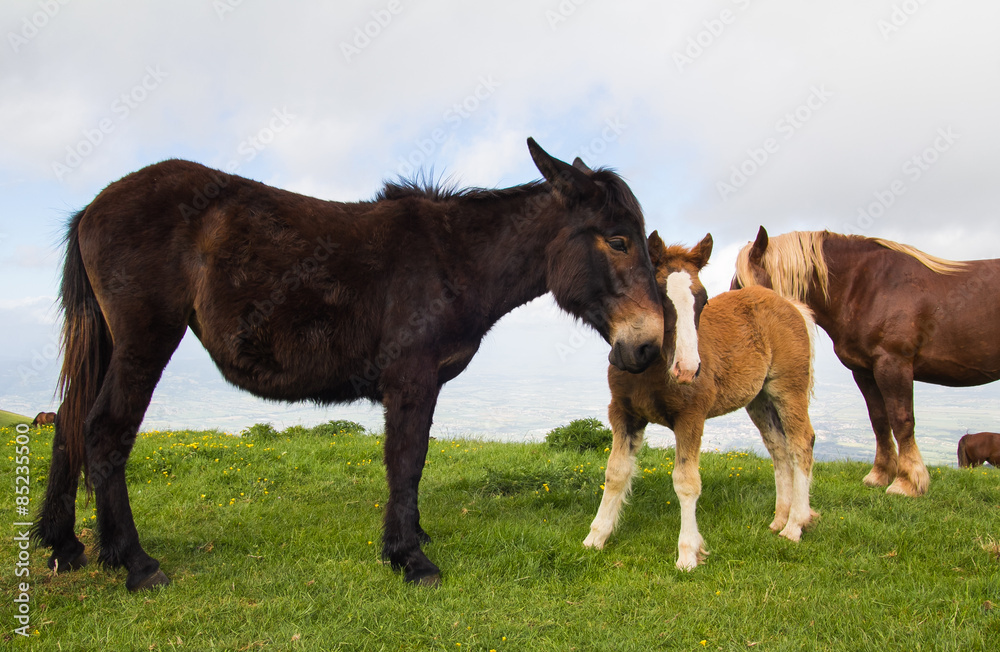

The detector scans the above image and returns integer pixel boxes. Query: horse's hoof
[128,569,170,592]
[862,469,891,487]
[886,475,926,497]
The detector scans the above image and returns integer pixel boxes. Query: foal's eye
[607,237,628,253]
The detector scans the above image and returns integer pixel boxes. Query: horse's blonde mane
[870,238,968,275]
[734,231,829,303]
[734,231,968,303]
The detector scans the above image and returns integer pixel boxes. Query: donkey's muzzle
[609,338,660,373]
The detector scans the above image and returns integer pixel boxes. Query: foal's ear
[691,233,713,269]
[527,137,598,200]
[749,225,769,265]
[647,230,666,266]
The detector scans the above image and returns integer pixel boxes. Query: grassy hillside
[0,409,31,427]
[2,422,998,650]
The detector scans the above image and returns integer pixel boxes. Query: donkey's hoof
[127,569,170,592]
[48,551,88,572]
[405,568,442,587]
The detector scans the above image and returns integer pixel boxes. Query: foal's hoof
[127,569,170,593]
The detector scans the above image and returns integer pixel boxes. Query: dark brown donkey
[35,139,666,590]
[733,226,1000,496]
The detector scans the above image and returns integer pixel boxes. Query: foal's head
[527,138,663,373]
[648,232,712,384]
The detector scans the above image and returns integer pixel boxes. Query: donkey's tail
[957,436,970,468]
[58,207,113,492]
[789,299,817,397]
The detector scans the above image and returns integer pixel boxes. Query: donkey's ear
[647,230,666,266]
[749,226,768,265]
[527,138,598,200]
[572,157,593,174]
[692,233,713,269]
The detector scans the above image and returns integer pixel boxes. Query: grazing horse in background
[36,138,667,591]
[585,233,818,570]
[733,226,1000,496]
[957,432,1000,468]
[32,412,57,427]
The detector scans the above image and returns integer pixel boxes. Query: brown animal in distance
[957,432,1000,468]
[32,412,56,427]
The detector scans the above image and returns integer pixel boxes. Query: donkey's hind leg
[745,393,793,534]
[584,403,647,550]
[88,334,184,591]
[35,412,88,572]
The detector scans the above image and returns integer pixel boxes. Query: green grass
[0,409,31,427]
[3,423,999,650]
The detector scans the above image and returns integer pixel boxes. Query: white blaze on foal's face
[665,270,701,384]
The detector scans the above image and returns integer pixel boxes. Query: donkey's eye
[608,237,627,253]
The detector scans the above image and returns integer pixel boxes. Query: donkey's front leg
[584,404,646,549]
[381,365,442,586]
[673,416,708,571]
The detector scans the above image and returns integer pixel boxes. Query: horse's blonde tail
[789,300,817,398]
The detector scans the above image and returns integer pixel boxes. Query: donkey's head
[528,138,663,373]
[648,231,712,384]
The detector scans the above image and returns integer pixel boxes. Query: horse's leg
[673,415,708,570]
[745,394,792,534]
[852,369,898,487]
[35,408,87,572]
[583,402,646,549]
[380,360,442,585]
[872,358,928,496]
[89,339,182,591]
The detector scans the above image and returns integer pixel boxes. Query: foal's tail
[57,207,113,492]
[790,300,817,397]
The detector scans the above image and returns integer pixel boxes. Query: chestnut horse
[32,412,57,427]
[957,432,1000,468]
[35,139,666,591]
[585,233,818,570]
[733,227,1000,496]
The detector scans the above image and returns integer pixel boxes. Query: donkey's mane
[375,167,640,213]
[734,231,967,303]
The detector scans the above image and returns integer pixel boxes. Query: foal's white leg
[584,422,645,550]
[745,395,792,533]
[779,418,817,543]
[673,417,708,570]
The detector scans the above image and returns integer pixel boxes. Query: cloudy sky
[2,1,999,444]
